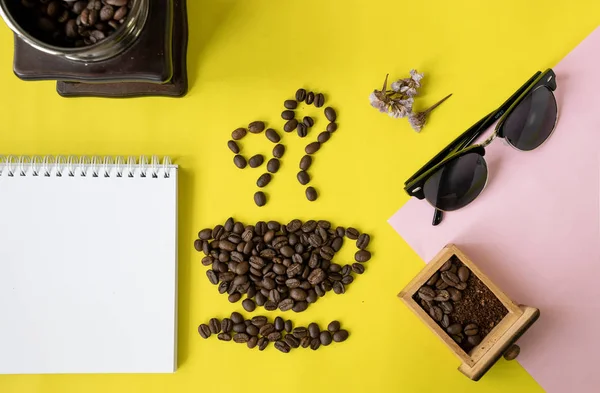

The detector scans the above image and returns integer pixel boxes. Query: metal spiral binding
[0,155,173,178]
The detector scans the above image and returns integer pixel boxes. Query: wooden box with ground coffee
[399,244,539,380]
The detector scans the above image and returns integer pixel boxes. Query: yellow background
[0,0,597,392]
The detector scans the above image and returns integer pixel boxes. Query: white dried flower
[408,112,426,132]
[369,91,388,113]
[410,69,424,86]
[388,103,409,119]
[391,80,405,92]
[406,87,419,97]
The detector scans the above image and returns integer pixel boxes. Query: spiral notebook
[0,155,178,374]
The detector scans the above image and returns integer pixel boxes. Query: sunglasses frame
[404,69,557,202]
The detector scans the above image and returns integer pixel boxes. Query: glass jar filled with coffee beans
[0,0,148,61]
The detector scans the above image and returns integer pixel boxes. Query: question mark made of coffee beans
[226,88,338,207]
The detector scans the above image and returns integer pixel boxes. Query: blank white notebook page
[0,158,177,374]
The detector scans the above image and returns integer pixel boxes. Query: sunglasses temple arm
[432,209,443,226]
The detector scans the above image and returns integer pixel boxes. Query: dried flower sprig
[369,69,451,132]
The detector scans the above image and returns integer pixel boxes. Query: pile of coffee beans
[194,218,372,312]
[226,87,338,206]
[16,0,133,47]
[198,313,349,353]
[414,257,507,353]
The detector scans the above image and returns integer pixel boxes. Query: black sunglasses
[404,69,558,225]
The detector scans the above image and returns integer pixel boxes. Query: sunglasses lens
[502,86,557,151]
[423,152,488,211]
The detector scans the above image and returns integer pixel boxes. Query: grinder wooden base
[399,244,540,381]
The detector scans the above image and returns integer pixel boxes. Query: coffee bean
[284,334,299,348]
[295,170,311,185]
[218,333,232,341]
[228,293,241,303]
[320,246,335,260]
[246,324,259,336]
[208,318,221,334]
[434,289,450,302]
[327,122,337,133]
[305,142,321,154]
[220,318,233,333]
[341,275,353,285]
[233,333,250,343]
[308,268,325,285]
[314,93,325,108]
[267,158,280,173]
[467,335,482,346]
[303,323,319,339]
[441,271,461,287]
[345,227,359,240]
[254,191,267,207]
[198,324,211,338]
[272,317,283,331]
[230,312,243,324]
[275,340,291,353]
[326,320,340,332]
[430,306,443,322]
[281,110,295,120]
[267,331,282,342]
[292,301,308,312]
[426,272,439,287]
[306,92,315,105]
[447,323,463,335]
[206,270,218,285]
[284,100,298,109]
[503,344,520,361]
[452,334,464,344]
[234,155,247,169]
[256,173,272,188]
[295,123,307,137]
[248,121,265,133]
[324,107,337,122]
[242,298,256,312]
[292,327,308,339]
[440,301,453,314]
[257,337,269,351]
[251,316,267,327]
[447,287,462,302]
[303,116,314,127]
[450,264,458,274]
[249,154,264,168]
[306,187,318,201]
[333,330,349,342]
[232,128,247,140]
[352,263,365,274]
[289,287,307,301]
[284,319,293,333]
[273,144,286,159]
[310,338,321,350]
[317,131,330,144]
[355,250,371,262]
[299,155,312,171]
[227,140,240,154]
[319,331,333,346]
[300,336,312,348]
[284,119,298,132]
[435,278,449,290]
[246,336,258,349]
[296,88,307,102]
[332,281,345,294]
[464,324,479,336]
[455,281,467,291]
[441,314,450,328]
[458,266,470,282]
[264,128,280,143]
[440,260,452,271]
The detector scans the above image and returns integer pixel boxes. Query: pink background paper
[389,28,600,393]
